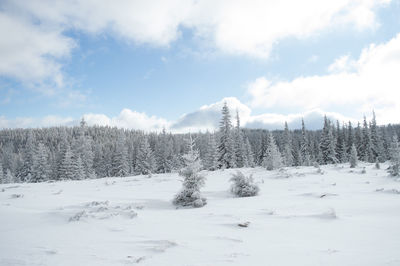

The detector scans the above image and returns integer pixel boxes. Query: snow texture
[1,163,400,265]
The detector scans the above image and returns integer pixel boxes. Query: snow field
[1,163,400,266]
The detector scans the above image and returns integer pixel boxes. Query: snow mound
[68,201,138,222]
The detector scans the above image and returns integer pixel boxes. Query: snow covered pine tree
[173,135,207,208]
[350,144,358,168]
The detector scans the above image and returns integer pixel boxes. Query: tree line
[1,104,400,183]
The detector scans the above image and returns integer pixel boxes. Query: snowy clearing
[1,163,400,266]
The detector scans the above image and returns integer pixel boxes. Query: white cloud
[0,0,390,88]
[0,115,75,129]
[246,109,356,130]
[0,12,75,90]
[83,109,170,131]
[248,33,400,125]
[186,0,389,58]
[328,55,357,73]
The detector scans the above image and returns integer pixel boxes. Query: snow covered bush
[230,171,259,197]
[173,136,207,208]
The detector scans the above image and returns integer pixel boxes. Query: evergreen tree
[217,102,236,169]
[155,128,173,173]
[361,116,374,162]
[257,133,267,165]
[136,137,155,175]
[336,122,348,163]
[244,137,255,167]
[300,119,311,166]
[18,130,35,182]
[388,135,400,176]
[5,169,14,184]
[0,163,3,184]
[263,132,283,170]
[234,110,247,168]
[350,144,358,168]
[204,133,218,171]
[58,146,76,180]
[347,121,355,153]
[293,146,302,167]
[74,156,85,180]
[354,122,363,157]
[93,142,106,178]
[173,135,206,208]
[111,135,129,177]
[319,116,338,164]
[282,122,293,166]
[370,111,385,162]
[72,120,95,179]
[32,143,50,182]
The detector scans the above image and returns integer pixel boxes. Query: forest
[1,103,399,183]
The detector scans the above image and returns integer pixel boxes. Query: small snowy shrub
[312,161,319,168]
[230,171,259,197]
[173,136,207,208]
[316,167,324,175]
[361,167,366,174]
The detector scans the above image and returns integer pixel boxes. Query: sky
[0,0,400,131]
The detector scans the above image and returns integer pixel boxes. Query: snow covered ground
[1,163,400,266]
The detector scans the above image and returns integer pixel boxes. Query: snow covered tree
[388,135,400,176]
[58,146,76,180]
[361,116,374,162]
[263,132,283,170]
[336,122,348,163]
[18,130,35,182]
[203,133,218,171]
[347,121,355,153]
[0,163,3,183]
[234,110,247,168]
[217,102,236,169]
[300,119,311,166]
[244,137,255,167]
[257,134,267,165]
[135,137,155,175]
[111,135,129,177]
[5,169,14,184]
[282,122,293,166]
[370,111,385,162]
[319,116,338,164]
[293,146,302,167]
[173,135,206,208]
[74,156,85,180]
[155,128,173,173]
[354,122,363,157]
[32,143,50,182]
[230,171,259,197]
[350,144,358,168]
[72,121,95,179]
